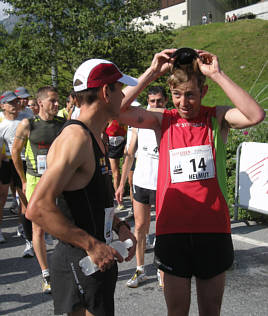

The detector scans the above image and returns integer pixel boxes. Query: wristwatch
[113,220,131,235]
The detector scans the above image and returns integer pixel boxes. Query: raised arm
[118,49,176,130]
[121,49,175,110]
[197,50,265,131]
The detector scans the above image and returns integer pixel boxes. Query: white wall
[226,2,268,21]
[133,2,187,32]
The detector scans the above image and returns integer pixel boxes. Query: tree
[0,0,173,97]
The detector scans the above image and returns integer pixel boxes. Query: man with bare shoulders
[118,48,265,315]
[12,86,65,294]
[26,60,137,316]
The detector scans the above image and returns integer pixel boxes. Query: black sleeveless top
[60,120,114,243]
[25,115,65,177]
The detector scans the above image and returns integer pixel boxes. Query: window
[163,15,169,21]
[182,10,186,15]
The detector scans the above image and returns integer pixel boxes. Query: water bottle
[79,239,133,276]
[111,238,133,259]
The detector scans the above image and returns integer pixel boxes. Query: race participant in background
[118,47,265,316]
[116,86,168,288]
[123,99,141,220]
[28,98,39,116]
[26,59,136,316]
[0,91,33,256]
[58,94,75,120]
[0,106,11,243]
[105,119,128,210]
[14,86,34,119]
[12,86,65,294]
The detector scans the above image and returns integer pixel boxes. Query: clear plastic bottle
[79,239,133,276]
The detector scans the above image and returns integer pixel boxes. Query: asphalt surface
[1,195,268,316]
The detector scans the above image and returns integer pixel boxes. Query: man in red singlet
[119,48,265,316]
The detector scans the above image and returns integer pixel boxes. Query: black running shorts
[154,233,234,279]
[133,185,156,205]
[108,139,126,159]
[50,242,118,316]
[0,161,11,185]
[9,159,27,188]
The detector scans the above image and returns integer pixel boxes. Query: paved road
[1,196,268,315]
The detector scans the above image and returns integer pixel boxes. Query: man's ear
[37,98,42,107]
[201,85,208,98]
[100,84,110,103]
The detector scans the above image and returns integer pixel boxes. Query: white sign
[239,142,268,214]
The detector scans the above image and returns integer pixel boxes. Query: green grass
[166,19,268,110]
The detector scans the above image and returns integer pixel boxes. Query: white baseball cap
[73,59,138,92]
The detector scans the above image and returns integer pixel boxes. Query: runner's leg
[133,199,150,266]
[196,272,225,316]
[164,273,191,316]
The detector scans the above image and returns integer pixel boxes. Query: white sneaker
[157,269,164,288]
[42,276,52,294]
[124,207,134,221]
[0,229,6,243]
[17,224,25,238]
[23,240,34,257]
[45,233,54,246]
[126,269,148,288]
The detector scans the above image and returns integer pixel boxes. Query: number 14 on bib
[169,145,215,183]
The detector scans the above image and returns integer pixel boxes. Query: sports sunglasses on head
[171,47,199,68]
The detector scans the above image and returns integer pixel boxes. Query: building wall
[133,0,225,32]
[226,2,268,21]
[134,2,188,32]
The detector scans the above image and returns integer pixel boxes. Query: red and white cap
[73,59,138,92]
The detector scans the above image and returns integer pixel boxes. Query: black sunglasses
[171,47,199,68]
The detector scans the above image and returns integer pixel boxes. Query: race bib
[37,155,47,175]
[169,145,215,183]
[104,207,115,244]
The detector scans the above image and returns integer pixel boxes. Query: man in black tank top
[12,86,65,294]
[26,59,137,316]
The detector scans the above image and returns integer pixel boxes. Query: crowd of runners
[0,47,265,316]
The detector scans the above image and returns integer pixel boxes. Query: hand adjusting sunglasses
[171,47,199,68]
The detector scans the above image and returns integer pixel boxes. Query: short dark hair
[168,60,206,90]
[37,86,58,100]
[147,86,167,99]
[75,83,116,106]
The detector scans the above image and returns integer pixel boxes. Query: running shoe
[16,224,25,239]
[42,276,52,294]
[23,239,34,258]
[157,269,164,289]
[10,204,20,215]
[116,203,125,211]
[126,269,148,288]
[45,233,54,246]
[124,208,134,220]
[0,229,6,243]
